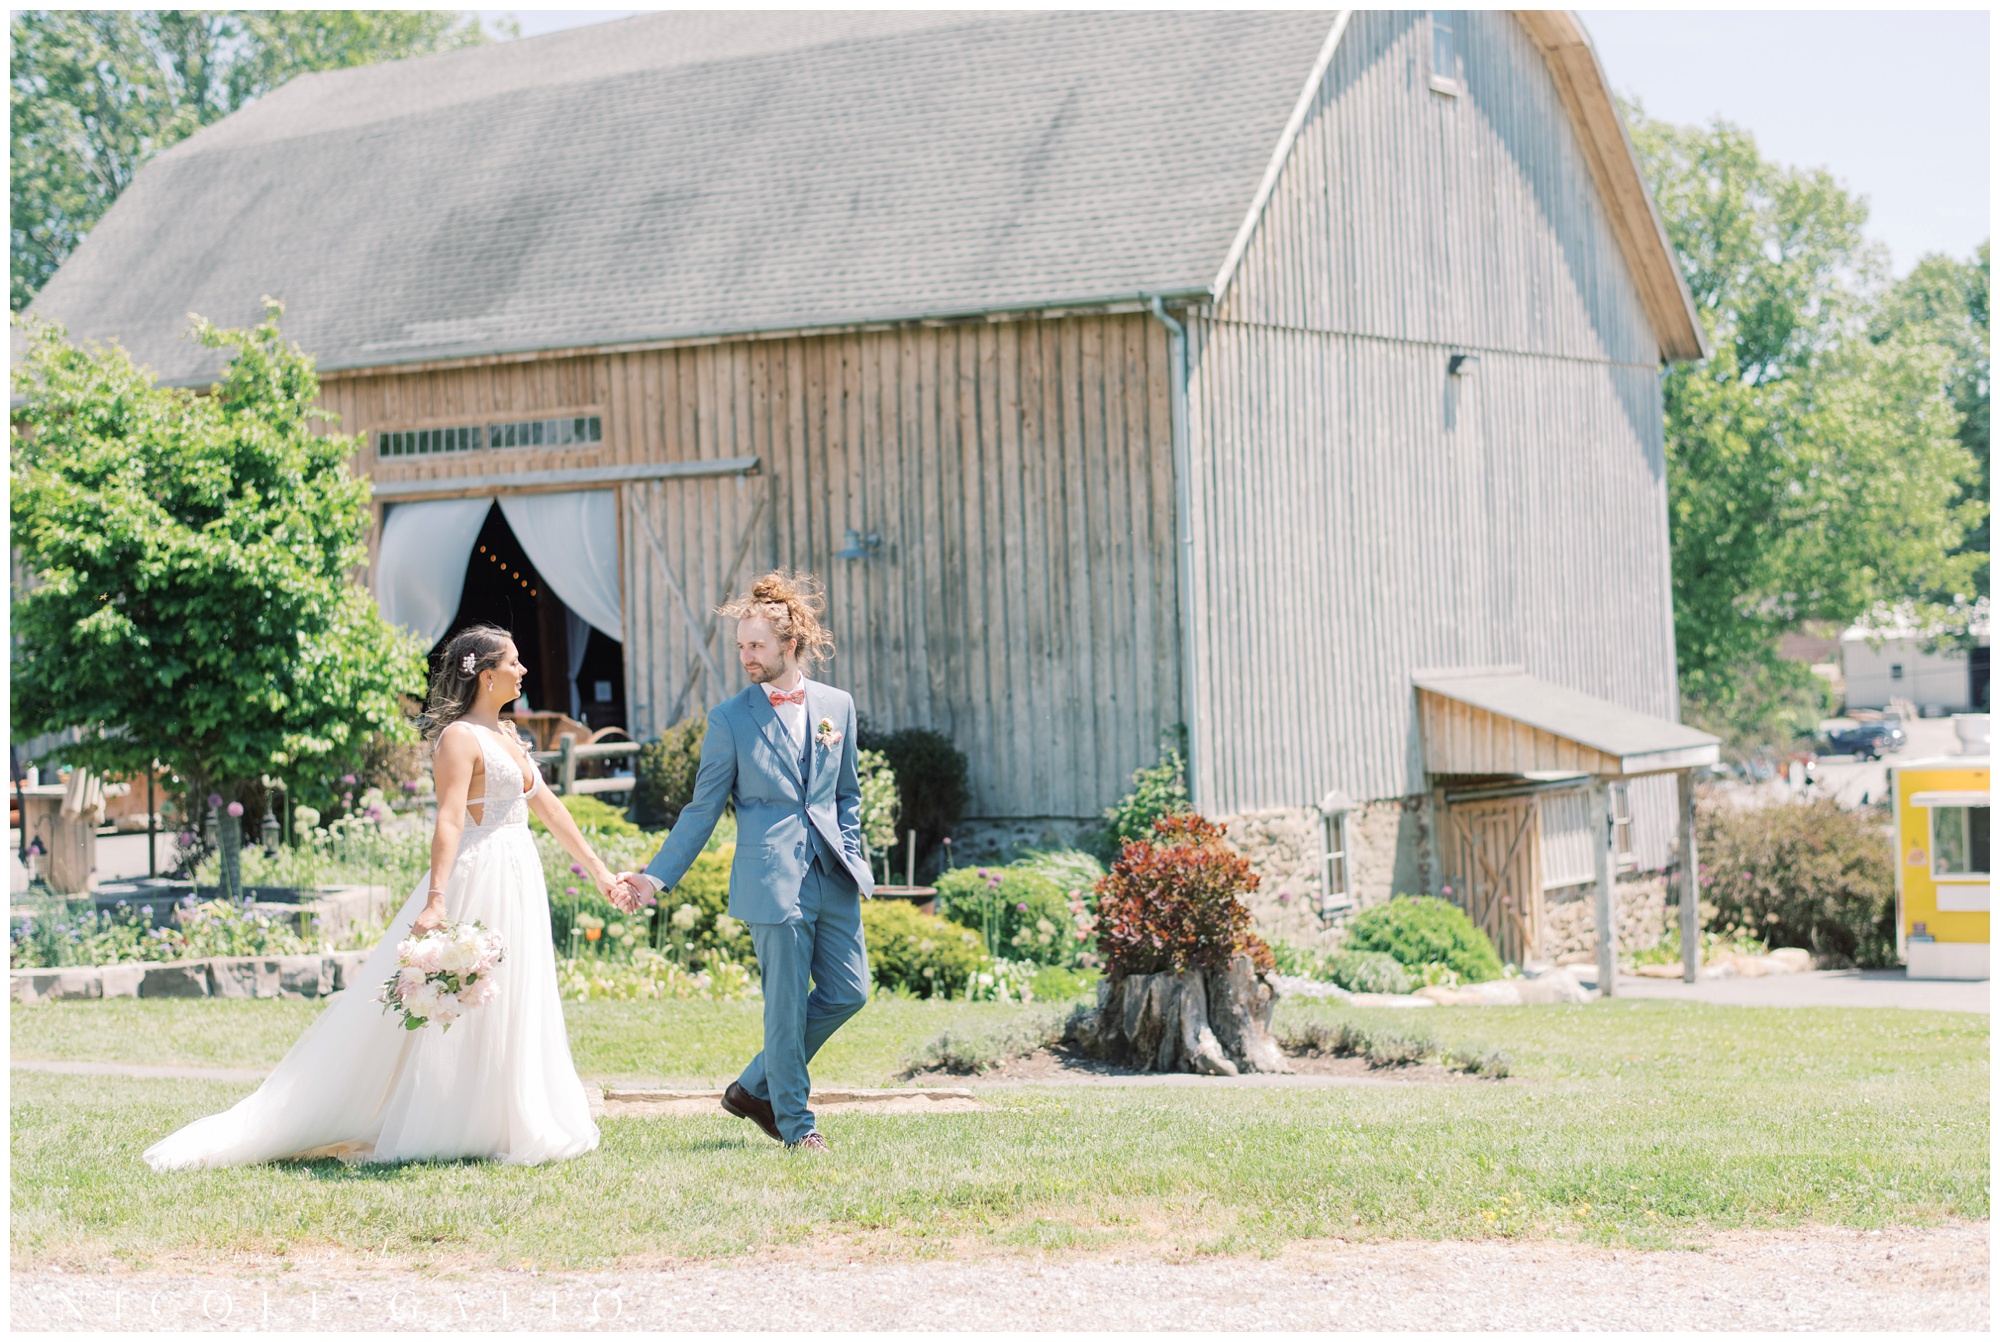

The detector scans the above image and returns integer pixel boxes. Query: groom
[613,572,872,1152]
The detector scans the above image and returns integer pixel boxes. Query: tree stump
[1070,953,1292,1075]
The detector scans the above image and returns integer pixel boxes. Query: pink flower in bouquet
[460,976,500,1008]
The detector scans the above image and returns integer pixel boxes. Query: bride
[144,626,612,1170]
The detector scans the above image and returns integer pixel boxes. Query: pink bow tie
[767,687,805,706]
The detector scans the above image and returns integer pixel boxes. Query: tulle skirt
[142,823,600,1170]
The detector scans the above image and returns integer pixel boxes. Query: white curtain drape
[374,499,494,647]
[497,492,625,644]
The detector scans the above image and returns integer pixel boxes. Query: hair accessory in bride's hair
[461,653,477,675]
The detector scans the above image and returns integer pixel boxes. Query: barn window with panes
[487,415,603,450]
[377,425,481,457]
[1429,11,1463,95]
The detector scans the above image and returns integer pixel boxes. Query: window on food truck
[1931,805,1991,877]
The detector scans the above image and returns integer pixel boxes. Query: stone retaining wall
[1542,874,1671,962]
[11,950,375,1005]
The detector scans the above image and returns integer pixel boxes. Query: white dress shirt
[766,679,808,754]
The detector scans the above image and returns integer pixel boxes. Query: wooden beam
[1591,778,1618,997]
[1510,10,1708,363]
[372,456,760,501]
[1678,768,1700,983]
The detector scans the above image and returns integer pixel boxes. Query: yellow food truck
[1891,754,1990,980]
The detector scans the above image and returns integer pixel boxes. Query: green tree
[10,303,428,830]
[1870,243,1990,602]
[10,10,490,310]
[1625,106,1985,743]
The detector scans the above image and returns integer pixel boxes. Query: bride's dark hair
[417,625,514,743]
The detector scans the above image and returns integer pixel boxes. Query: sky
[478,7,1990,275]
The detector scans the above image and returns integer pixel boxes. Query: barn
[25,9,1720,975]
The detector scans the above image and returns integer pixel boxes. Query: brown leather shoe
[786,1131,830,1152]
[720,1081,782,1143]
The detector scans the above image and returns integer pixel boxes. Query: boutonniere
[815,717,842,748]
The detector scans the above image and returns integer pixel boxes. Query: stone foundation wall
[1541,874,1670,963]
[1215,796,1444,950]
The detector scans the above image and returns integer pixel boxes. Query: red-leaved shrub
[1093,813,1266,976]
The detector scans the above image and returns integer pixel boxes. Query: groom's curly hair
[717,570,835,670]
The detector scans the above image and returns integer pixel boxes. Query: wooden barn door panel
[1444,796,1543,966]
[624,473,775,736]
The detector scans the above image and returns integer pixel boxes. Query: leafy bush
[633,715,707,828]
[1093,733,1191,858]
[1325,950,1416,994]
[935,863,1097,967]
[1267,942,1410,992]
[1343,895,1503,983]
[859,899,990,999]
[529,793,640,837]
[859,725,970,877]
[902,1004,1073,1075]
[1093,813,1264,976]
[1013,847,1108,889]
[856,749,900,866]
[1276,1016,1506,1076]
[1697,797,1898,967]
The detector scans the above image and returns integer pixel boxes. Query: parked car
[1826,721,1906,759]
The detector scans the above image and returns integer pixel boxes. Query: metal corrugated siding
[1221,10,1658,366]
[1184,8,1682,869]
[1185,324,1679,863]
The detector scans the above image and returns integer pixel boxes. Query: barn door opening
[1442,793,1544,966]
[437,505,622,731]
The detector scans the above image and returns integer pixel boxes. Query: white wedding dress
[143,722,600,1170]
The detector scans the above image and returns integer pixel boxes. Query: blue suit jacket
[642,680,874,923]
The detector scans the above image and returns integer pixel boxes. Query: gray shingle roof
[27,10,1333,384]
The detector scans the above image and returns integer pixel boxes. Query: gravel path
[12,1224,1985,1332]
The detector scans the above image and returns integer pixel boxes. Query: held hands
[608,872,658,913]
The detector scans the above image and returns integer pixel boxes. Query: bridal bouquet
[379,921,506,1031]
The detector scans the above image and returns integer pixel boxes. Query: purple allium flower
[565,887,578,897]
[570,863,584,875]
[1016,901,1028,912]
[226,801,244,817]
[140,905,153,917]
[207,793,223,808]
[341,774,358,786]
[403,781,419,793]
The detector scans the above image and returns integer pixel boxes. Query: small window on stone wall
[1319,794,1356,921]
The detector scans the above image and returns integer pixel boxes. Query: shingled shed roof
[25,9,1704,385]
[28,10,1325,384]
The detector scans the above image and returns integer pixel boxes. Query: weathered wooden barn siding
[1192,9,1679,862]
[328,314,1184,820]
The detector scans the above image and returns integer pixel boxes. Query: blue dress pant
[737,855,869,1142]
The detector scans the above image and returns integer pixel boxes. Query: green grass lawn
[9,997,1988,1268]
